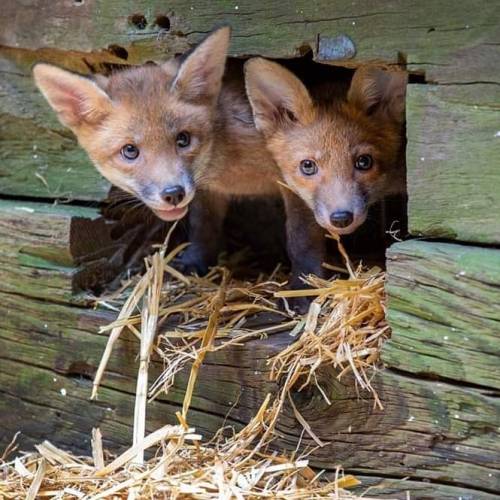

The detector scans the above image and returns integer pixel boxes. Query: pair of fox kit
[34,27,406,311]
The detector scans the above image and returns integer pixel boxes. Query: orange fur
[245,58,407,235]
[33,28,279,224]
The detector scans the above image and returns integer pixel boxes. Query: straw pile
[0,226,390,498]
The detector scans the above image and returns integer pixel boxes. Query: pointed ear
[171,26,230,103]
[33,63,112,129]
[245,58,314,136]
[348,66,408,123]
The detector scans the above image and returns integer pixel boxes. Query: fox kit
[33,27,324,305]
[33,28,232,225]
[245,59,407,239]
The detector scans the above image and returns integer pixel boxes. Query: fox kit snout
[245,59,407,235]
[33,27,231,222]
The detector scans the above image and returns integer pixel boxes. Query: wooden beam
[384,240,500,390]
[1,0,498,83]
[406,84,500,243]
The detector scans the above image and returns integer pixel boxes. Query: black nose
[330,210,354,228]
[161,185,185,206]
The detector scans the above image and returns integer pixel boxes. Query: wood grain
[384,240,500,390]
[1,0,498,83]
[406,84,500,243]
[0,202,499,497]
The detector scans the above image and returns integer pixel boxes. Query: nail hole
[108,44,129,60]
[73,0,84,4]
[427,27,436,33]
[155,15,171,31]
[129,13,147,30]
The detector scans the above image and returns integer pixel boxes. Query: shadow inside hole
[129,13,147,30]
[155,15,171,31]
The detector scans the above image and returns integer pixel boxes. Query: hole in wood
[155,15,171,31]
[129,13,147,30]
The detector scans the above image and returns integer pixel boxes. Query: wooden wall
[0,1,499,498]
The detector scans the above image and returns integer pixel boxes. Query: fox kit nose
[330,211,354,229]
[161,185,185,206]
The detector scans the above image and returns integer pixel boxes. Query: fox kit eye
[299,159,318,176]
[121,144,140,161]
[176,131,191,148]
[355,154,373,171]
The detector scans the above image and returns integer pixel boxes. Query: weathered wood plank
[1,311,499,497]
[0,288,280,427]
[1,0,498,83]
[0,51,111,200]
[350,475,500,500]
[383,240,500,390]
[406,84,500,243]
[0,200,101,302]
[276,368,500,496]
[1,281,499,497]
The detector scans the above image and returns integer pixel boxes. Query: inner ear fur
[348,66,408,123]
[245,58,315,136]
[33,63,112,129]
[171,26,231,103]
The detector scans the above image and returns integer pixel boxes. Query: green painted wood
[383,240,500,390]
[1,0,498,83]
[406,84,500,243]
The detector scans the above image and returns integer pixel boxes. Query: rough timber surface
[383,240,500,390]
[406,84,500,243]
[0,202,499,498]
[0,0,499,201]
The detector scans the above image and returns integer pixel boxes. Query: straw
[0,230,394,498]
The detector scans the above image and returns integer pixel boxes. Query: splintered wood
[0,234,389,498]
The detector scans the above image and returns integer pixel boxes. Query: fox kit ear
[33,64,112,129]
[348,66,408,123]
[172,26,230,103]
[245,58,314,136]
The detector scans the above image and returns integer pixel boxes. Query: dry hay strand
[272,265,388,410]
[0,399,366,499]
[1,229,392,498]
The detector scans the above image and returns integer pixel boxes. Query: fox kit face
[33,27,230,221]
[245,59,407,235]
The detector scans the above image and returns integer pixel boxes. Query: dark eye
[121,144,139,161]
[355,154,373,171]
[299,159,318,176]
[176,131,191,148]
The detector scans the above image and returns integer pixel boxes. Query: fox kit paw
[279,276,314,316]
[173,247,213,276]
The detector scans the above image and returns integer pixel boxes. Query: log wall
[0,1,499,498]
